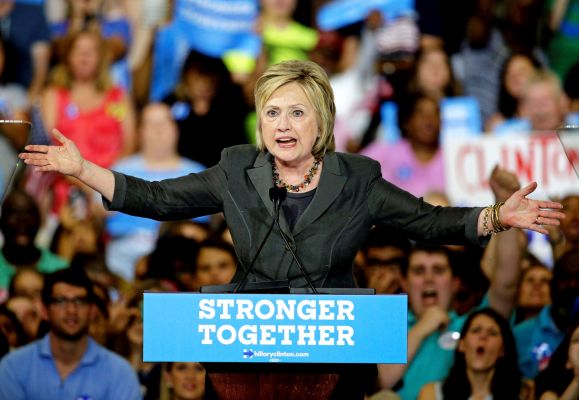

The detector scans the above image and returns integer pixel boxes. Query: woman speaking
[19,60,564,290]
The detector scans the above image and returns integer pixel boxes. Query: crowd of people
[0,0,578,399]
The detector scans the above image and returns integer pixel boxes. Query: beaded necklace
[272,157,322,192]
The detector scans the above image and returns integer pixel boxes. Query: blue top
[514,305,565,379]
[397,310,467,400]
[0,334,142,400]
[397,295,492,400]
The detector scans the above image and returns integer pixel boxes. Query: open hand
[501,182,565,235]
[19,129,85,177]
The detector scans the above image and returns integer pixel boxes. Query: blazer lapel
[293,152,346,236]
[247,152,292,236]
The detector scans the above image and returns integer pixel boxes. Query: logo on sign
[243,349,254,359]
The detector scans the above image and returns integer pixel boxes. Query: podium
[143,287,407,400]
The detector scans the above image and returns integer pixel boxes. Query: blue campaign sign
[173,0,260,58]
[317,0,415,31]
[440,96,483,140]
[144,292,407,364]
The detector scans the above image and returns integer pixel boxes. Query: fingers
[52,129,69,145]
[22,144,49,154]
[538,201,564,209]
[519,181,538,197]
[539,210,566,221]
[529,224,550,235]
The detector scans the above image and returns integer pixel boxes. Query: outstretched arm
[19,129,116,201]
[476,181,565,237]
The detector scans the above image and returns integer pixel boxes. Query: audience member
[5,295,43,341]
[105,102,205,281]
[488,53,541,132]
[407,47,461,101]
[255,0,318,69]
[357,225,410,294]
[50,0,131,67]
[8,268,44,305]
[0,304,27,349]
[162,50,248,167]
[41,29,136,212]
[515,249,579,379]
[0,268,142,399]
[161,362,206,400]
[418,308,526,400]
[516,259,553,324]
[451,0,509,125]
[534,319,579,400]
[362,92,445,197]
[0,189,67,301]
[499,0,545,58]
[519,70,570,131]
[144,233,200,291]
[0,0,51,98]
[49,201,104,262]
[195,237,238,290]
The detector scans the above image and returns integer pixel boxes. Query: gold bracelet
[483,202,509,236]
[483,207,493,236]
[491,202,509,233]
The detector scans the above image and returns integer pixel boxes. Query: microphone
[232,186,285,293]
[272,187,319,294]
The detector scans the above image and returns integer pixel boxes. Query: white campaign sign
[443,132,578,207]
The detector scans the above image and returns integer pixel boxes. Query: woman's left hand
[500,182,565,234]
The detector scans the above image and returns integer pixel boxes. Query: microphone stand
[232,187,283,293]
[274,188,319,294]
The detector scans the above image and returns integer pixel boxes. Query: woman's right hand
[19,129,85,178]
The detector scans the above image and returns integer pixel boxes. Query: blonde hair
[49,30,113,91]
[254,60,336,159]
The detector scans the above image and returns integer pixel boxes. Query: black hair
[146,233,201,286]
[442,308,522,400]
[0,189,41,234]
[197,237,237,262]
[41,268,95,307]
[361,225,412,255]
[534,317,579,397]
[397,91,440,137]
[403,243,456,277]
[497,52,542,118]
[0,304,28,347]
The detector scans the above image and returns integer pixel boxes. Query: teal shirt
[397,310,467,400]
[514,305,564,379]
[397,295,491,400]
[0,248,68,299]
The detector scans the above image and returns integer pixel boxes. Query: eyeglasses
[50,296,90,308]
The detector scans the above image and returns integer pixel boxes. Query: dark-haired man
[0,268,142,399]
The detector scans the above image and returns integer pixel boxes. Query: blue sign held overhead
[317,0,415,31]
[144,292,407,364]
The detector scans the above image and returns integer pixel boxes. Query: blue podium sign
[144,292,407,364]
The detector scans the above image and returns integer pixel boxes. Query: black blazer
[106,145,483,288]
